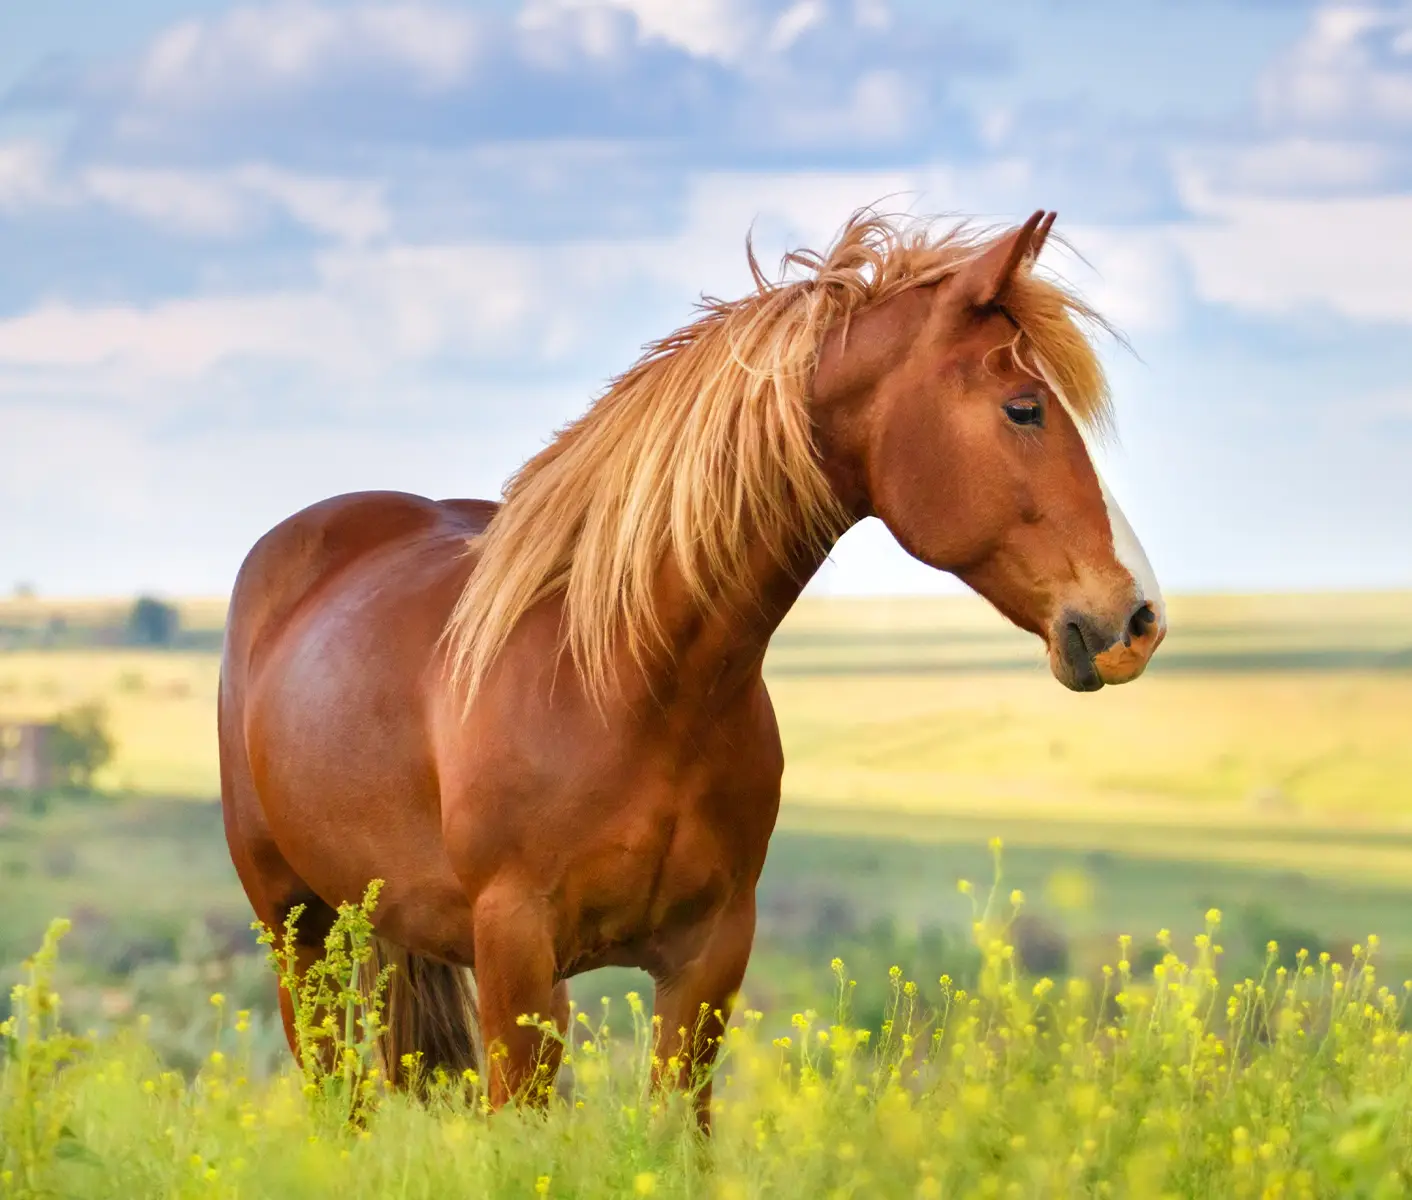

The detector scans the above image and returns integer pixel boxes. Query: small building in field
[0,722,60,792]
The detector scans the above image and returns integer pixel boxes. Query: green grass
[11,794,1412,1083]
[3,591,1412,1194]
[0,652,219,796]
[6,867,1412,1199]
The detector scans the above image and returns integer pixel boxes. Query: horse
[217,208,1166,1128]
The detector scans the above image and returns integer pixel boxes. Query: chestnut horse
[218,210,1166,1126]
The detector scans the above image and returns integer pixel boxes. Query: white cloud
[1258,3,1412,130]
[6,0,995,181]
[1046,226,1187,336]
[83,164,390,242]
[668,168,1177,337]
[0,142,56,210]
[1151,6,1412,327]
[641,168,1184,337]
[764,68,917,146]
[0,293,355,377]
[0,167,1182,399]
[1174,137,1394,197]
[1171,185,1412,325]
[136,2,484,100]
[0,146,390,243]
[1323,385,1412,432]
[0,243,548,381]
[83,167,250,236]
[769,1,827,53]
[234,166,389,242]
[521,0,762,63]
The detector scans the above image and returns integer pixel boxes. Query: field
[3,590,1410,820]
[9,884,1412,1198]
[2,589,1411,1195]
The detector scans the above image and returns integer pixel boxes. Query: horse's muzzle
[1051,601,1165,692]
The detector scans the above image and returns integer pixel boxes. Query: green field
[7,864,1412,1198]
[2,591,1410,928]
[2,590,1410,1195]
[3,591,1410,996]
[3,591,1409,816]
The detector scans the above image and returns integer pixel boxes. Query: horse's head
[812,211,1165,691]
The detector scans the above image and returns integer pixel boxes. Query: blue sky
[1,0,1409,598]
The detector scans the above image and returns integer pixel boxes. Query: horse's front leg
[652,892,756,1133]
[472,888,563,1108]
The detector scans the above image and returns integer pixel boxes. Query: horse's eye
[1004,399,1043,427]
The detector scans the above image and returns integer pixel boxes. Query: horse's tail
[363,937,481,1090]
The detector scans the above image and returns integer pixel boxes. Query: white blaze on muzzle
[1034,357,1163,631]
[1094,468,1164,627]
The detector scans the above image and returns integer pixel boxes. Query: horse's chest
[553,789,760,977]
[468,689,784,978]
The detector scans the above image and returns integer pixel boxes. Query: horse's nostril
[1128,603,1157,640]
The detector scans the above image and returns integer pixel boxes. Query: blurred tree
[128,596,180,647]
[51,702,114,790]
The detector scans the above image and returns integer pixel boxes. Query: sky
[1,0,1410,599]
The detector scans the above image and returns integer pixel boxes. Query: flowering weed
[4,853,1412,1198]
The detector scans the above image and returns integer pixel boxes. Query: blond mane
[444,211,1114,709]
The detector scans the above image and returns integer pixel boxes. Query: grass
[2,590,1411,1193]
[0,652,218,796]
[6,859,1412,1198]
[12,794,1412,1090]
[770,590,1412,822]
[3,588,1410,1006]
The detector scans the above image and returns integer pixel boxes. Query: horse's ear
[954,210,1053,308]
[1027,211,1056,264]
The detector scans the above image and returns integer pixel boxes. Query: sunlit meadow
[5,844,1412,1200]
[3,595,1409,1196]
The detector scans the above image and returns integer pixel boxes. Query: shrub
[49,703,113,792]
[126,597,179,648]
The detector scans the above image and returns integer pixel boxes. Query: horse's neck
[633,533,836,711]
